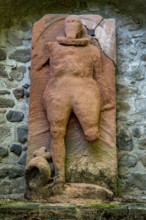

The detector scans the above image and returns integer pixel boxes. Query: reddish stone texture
[80,14,103,30]
[26,14,116,197]
[95,18,116,63]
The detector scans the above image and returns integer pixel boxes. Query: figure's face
[64,15,82,39]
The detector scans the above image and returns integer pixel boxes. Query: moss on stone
[0,0,145,30]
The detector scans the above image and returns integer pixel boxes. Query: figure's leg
[73,89,101,141]
[44,94,71,190]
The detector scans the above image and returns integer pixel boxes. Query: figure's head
[64,15,83,39]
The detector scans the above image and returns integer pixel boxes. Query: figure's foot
[52,177,65,195]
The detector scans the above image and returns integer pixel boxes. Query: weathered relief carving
[25,14,116,201]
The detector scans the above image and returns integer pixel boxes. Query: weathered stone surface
[117,84,137,96]
[26,183,113,203]
[0,90,10,95]
[18,152,27,165]
[0,64,8,78]
[19,20,32,32]
[135,98,146,112]
[80,14,102,30]
[10,144,22,156]
[140,155,146,167]
[25,90,30,98]
[0,146,8,158]
[140,54,146,61]
[9,49,31,63]
[0,165,24,180]
[13,88,24,99]
[0,126,11,142]
[136,72,145,81]
[2,202,146,220]
[95,18,116,63]
[9,166,24,179]
[117,101,130,113]
[119,155,137,167]
[11,177,26,194]
[23,83,30,89]
[27,14,117,196]
[0,167,8,178]
[139,137,146,150]
[129,68,145,81]
[6,110,24,122]
[129,173,146,190]
[7,29,23,46]
[0,48,6,60]
[17,125,28,143]
[0,97,15,108]
[0,109,7,113]
[132,127,141,138]
[117,124,133,151]
[0,113,6,124]
[9,66,26,81]
[0,180,11,194]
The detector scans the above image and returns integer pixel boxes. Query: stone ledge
[1,202,146,220]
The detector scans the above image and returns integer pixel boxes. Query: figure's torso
[49,42,96,79]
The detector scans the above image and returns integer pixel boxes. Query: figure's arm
[33,42,50,71]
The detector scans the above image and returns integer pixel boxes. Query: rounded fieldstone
[140,155,146,167]
[7,29,23,46]
[139,137,146,150]
[132,128,141,138]
[129,173,146,190]
[142,36,146,44]
[0,90,10,95]
[11,177,26,194]
[9,66,26,81]
[17,125,28,144]
[129,49,137,55]
[8,165,24,179]
[0,97,15,108]
[10,144,22,156]
[119,155,137,167]
[0,146,8,158]
[141,54,146,61]
[9,49,31,63]
[136,73,145,81]
[0,64,8,78]
[18,152,27,165]
[0,48,6,61]
[13,88,24,99]
[117,124,133,151]
[6,110,24,122]
[0,180,11,194]
[0,167,8,178]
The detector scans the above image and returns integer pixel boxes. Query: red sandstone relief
[25,14,116,200]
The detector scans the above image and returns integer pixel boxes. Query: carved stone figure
[25,14,116,201]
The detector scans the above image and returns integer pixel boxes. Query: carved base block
[25,183,113,204]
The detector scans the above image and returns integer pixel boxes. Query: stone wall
[0,0,146,200]
[0,21,32,199]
